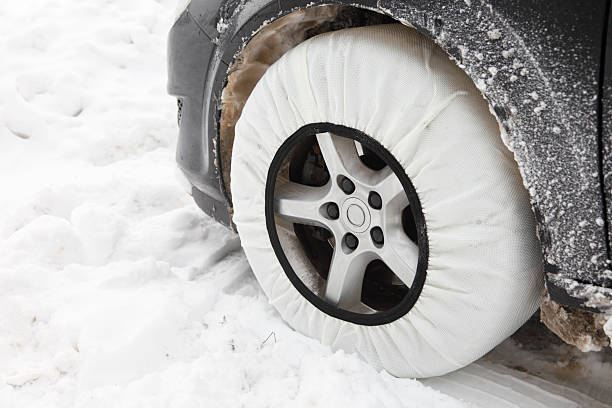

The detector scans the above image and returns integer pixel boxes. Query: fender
[168,0,612,312]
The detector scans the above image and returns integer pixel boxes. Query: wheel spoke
[353,302,377,314]
[378,233,419,287]
[376,167,408,207]
[274,181,330,227]
[315,132,360,177]
[324,250,372,308]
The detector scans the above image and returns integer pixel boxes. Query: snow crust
[0,0,468,406]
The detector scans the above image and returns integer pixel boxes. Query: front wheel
[230,24,543,378]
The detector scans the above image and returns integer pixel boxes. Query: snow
[486,29,501,40]
[0,0,469,406]
[216,17,230,34]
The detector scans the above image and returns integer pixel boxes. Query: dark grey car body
[167,0,612,317]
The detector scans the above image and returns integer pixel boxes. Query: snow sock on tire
[231,24,543,378]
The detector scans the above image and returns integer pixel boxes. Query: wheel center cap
[341,197,371,233]
[347,204,365,226]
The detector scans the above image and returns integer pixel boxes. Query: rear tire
[231,24,543,377]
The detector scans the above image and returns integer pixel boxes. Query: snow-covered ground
[0,1,610,407]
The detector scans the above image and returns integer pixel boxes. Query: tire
[230,24,543,378]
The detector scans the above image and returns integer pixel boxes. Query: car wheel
[230,24,543,377]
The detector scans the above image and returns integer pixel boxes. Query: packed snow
[0,0,470,406]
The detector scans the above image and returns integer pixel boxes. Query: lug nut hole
[339,176,355,194]
[368,191,382,209]
[344,233,359,250]
[326,202,339,219]
[371,227,384,246]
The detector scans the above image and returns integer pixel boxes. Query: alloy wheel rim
[265,123,428,325]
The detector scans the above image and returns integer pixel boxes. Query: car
[167,0,612,377]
